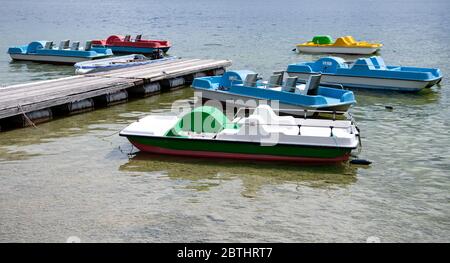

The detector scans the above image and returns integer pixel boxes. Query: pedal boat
[91,34,171,54]
[296,35,382,55]
[74,54,177,74]
[119,105,360,164]
[7,40,112,64]
[286,56,443,92]
[191,70,356,116]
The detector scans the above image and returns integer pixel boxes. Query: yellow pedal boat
[296,35,382,55]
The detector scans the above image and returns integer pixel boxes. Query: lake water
[0,0,449,242]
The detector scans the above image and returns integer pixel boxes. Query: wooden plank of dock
[0,58,231,129]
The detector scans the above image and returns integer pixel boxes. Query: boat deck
[0,58,231,130]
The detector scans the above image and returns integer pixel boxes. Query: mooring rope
[17,104,37,129]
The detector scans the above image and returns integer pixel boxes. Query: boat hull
[10,53,100,64]
[75,56,177,74]
[198,89,351,116]
[287,72,440,92]
[105,46,170,54]
[296,46,379,55]
[124,135,352,164]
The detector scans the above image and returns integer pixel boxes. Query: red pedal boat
[91,34,171,55]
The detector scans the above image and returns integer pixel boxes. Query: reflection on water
[120,152,358,197]
[0,87,194,161]
[1,0,449,242]
[7,60,74,82]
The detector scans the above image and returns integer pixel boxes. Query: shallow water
[0,0,449,242]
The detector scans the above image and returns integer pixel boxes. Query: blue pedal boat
[286,56,442,92]
[7,40,113,64]
[192,70,356,116]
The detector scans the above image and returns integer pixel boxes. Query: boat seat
[71,41,80,51]
[295,74,321,95]
[331,127,353,138]
[251,105,297,126]
[59,40,70,50]
[135,34,142,41]
[85,41,92,51]
[300,126,331,137]
[305,74,322,95]
[273,70,284,78]
[44,41,53,49]
[243,73,258,87]
[237,114,299,136]
[267,74,283,88]
[282,76,298,92]
[370,56,387,70]
[124,35,131,42]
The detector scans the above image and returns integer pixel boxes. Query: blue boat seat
[282,77,298,92]
[244,73,258,87]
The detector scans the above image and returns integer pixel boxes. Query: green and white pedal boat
[119,105,360,164]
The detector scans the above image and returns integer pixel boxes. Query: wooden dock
[0,58,231,130]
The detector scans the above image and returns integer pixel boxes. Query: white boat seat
[237,115,299,136]
[243,73,258,87]
[262,124,299,135]
[331,127,353,138]
[300,126,331,137]
[251,105,297,126]
[248,105,299,135]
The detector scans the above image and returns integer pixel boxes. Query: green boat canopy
[311,35,334,44]
[165,106,238,137]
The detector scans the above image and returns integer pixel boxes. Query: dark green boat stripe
[125,135,352,158]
